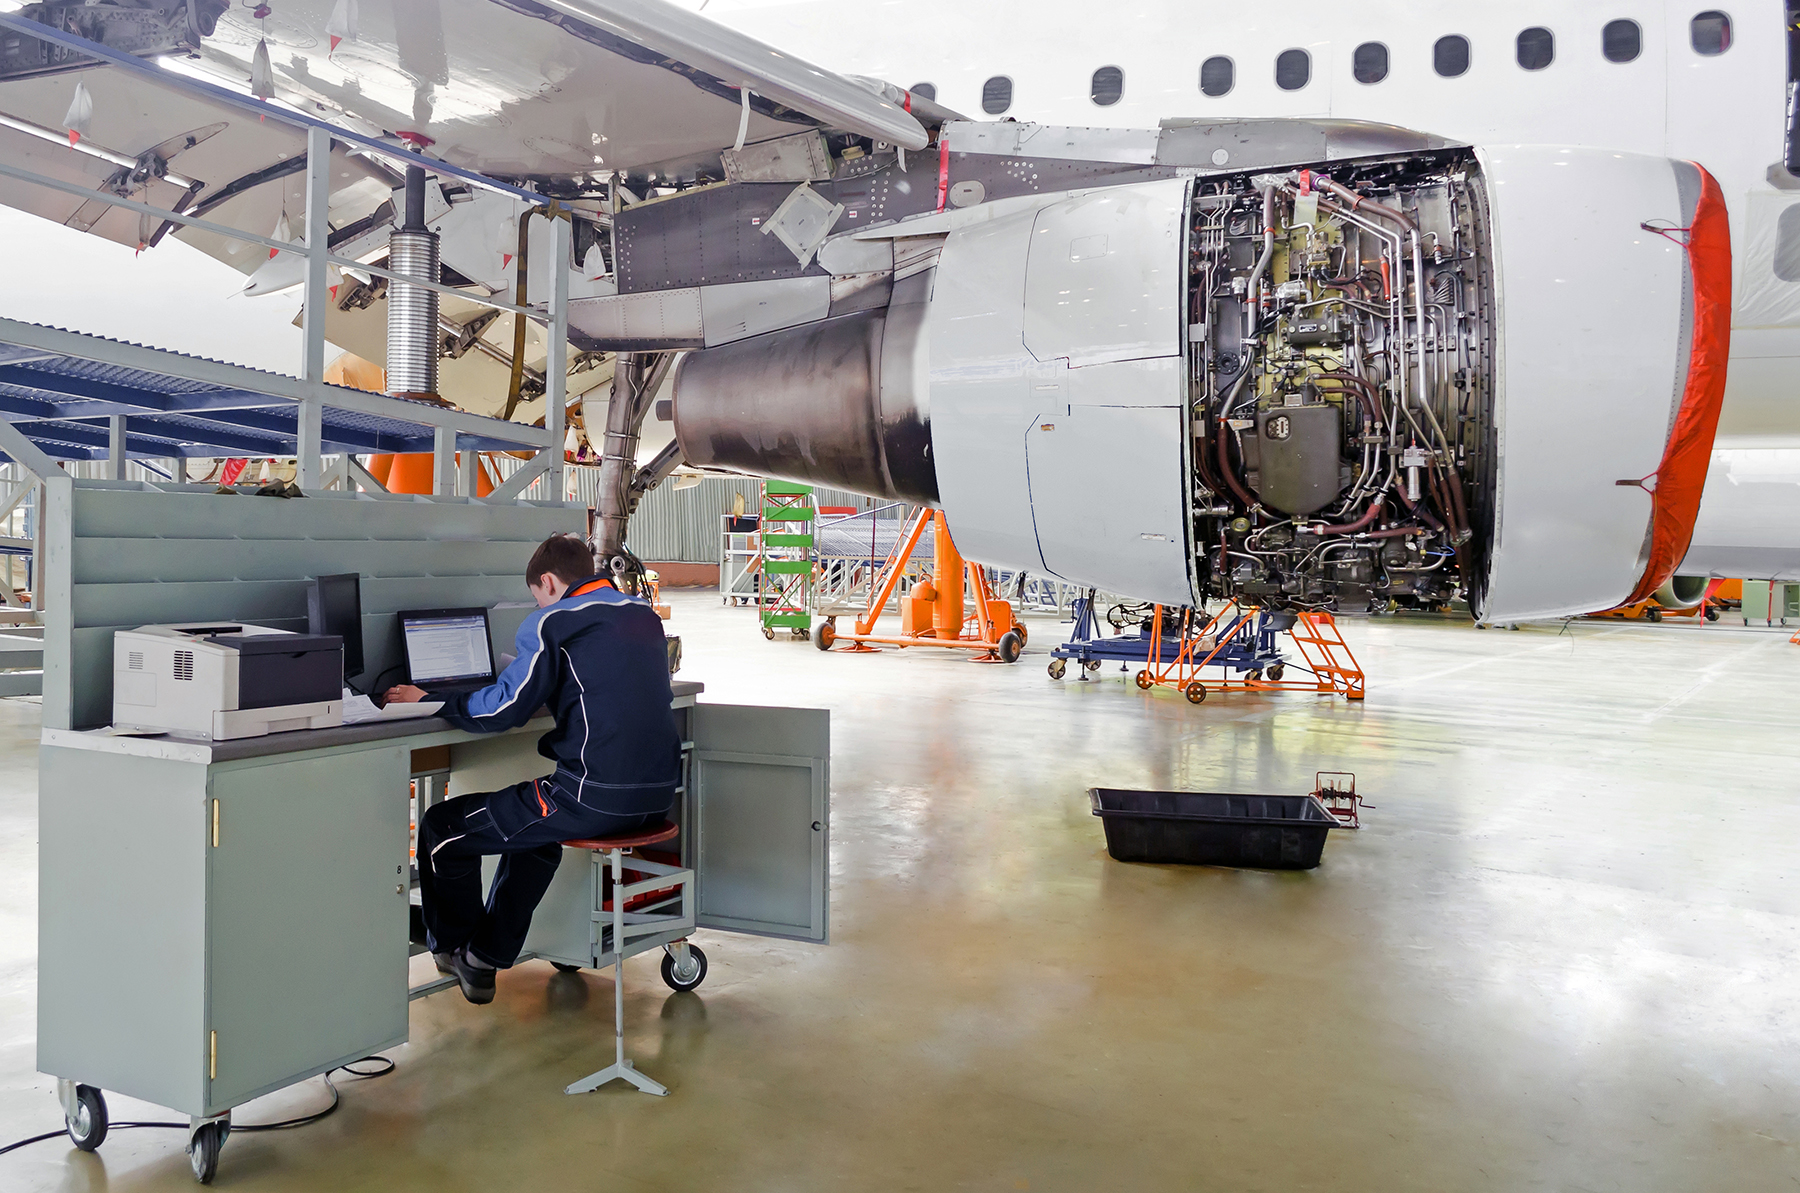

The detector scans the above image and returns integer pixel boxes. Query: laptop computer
[397,607,498,697]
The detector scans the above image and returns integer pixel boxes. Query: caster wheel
[761,625,775,641]
[1048,658,1067,679]
[1246,668,1263,682]
[1267,664,1285,682]
[66,1084,107,1152]
[1185,682,1207,705]
[815,619,836,651]
[1704,606,1719,622]
[1646,608,1663,623]
[997,630,1023,664]
[1011,622,1029,647]
[189,1121,227,1185]
[551,962,582,974]
[661,944,708,992]
[1134,670,1152,691]
[1084,660,1102,674]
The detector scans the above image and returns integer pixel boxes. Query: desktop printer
[112,623,345,740]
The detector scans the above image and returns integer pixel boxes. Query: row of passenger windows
[916,11,1735,113]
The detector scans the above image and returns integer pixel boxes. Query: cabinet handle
[211,800,219,848]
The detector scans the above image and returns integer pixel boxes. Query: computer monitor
[307,573,364,681]
[397,608,497,689]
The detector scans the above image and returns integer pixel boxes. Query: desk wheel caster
[65,1084,107,1151]
[661,944,708,992]
[1267,664,1285,681]
[551,962,582,974]
[1134,670,1152,690]
[189,1121,228,1184]
[1048,658,1066,679]
[1185,682,1207,705]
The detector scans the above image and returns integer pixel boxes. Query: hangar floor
[2,593,1797,1191]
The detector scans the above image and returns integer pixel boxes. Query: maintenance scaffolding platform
[1049,595,1365,703]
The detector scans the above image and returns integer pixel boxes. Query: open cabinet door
[690,704,830,943]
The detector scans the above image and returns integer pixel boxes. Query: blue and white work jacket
[437,575,680,816]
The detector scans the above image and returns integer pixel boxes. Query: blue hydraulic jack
[1048,592,1288,685]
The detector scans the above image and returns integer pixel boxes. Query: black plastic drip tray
[1090,788,1335,869]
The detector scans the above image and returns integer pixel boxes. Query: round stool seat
[563,821,679,851]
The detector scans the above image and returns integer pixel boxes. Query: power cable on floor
[0,1056,396,1157]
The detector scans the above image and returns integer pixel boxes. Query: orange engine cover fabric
[1623,165,1732,607]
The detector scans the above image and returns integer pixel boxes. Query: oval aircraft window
[1275,48,1311,91]
[1434,35,1470,77]
[910,82,937,100]
[981,75,1013,115]
[1603,19,1642,63]
[1691,11,1732,55]
[1090,65,1124,106]
[1773,203,1800,283]
[1200,56,1235,97]
[1516,27,1554,71]
[1352,42,1388,84]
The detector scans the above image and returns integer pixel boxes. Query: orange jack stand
[815,509,1027,663]
[1135,598,1366,703]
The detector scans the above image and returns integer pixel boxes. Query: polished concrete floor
[2,594,1798,1191]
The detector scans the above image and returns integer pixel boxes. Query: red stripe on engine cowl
[1621,164,1732,607]
[936,130,951,212]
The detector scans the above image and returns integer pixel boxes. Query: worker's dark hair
[525,533,597,589]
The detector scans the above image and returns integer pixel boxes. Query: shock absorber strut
[387,164,440,400]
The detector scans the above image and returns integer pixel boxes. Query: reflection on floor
[1,592,1797,1191]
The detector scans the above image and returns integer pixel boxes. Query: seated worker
[385,533,679,1004]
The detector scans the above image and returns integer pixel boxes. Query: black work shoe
[432,951,456,976]
[447,948,496,1005]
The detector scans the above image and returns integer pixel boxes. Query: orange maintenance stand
[816,509,1027,663]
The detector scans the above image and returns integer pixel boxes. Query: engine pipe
[1244,185,1277,338]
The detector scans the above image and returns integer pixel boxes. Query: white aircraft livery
[0,0,1793,616]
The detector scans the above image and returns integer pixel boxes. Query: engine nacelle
[663,134,1728,622]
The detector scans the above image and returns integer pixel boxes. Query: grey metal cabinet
[38,694,829,1148]
[204,748,410,1110]
[513,701,831,966]
[690,703,830,943]
[38,738,410,1119]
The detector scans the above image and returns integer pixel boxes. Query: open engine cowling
[666,135,1729,623]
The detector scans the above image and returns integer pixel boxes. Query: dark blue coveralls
[417,576,680,967]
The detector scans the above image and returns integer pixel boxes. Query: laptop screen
[400,610,496,686]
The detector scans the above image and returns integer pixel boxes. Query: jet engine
[633,124,1729,623]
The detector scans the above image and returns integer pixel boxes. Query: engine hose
[501,208,540,421]
[1315,491,1390,536]
[1244,185,1277,337]
[1215,347,1260,508]
[1395,470,1447,533]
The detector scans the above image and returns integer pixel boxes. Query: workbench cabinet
[37,738,413,1119]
